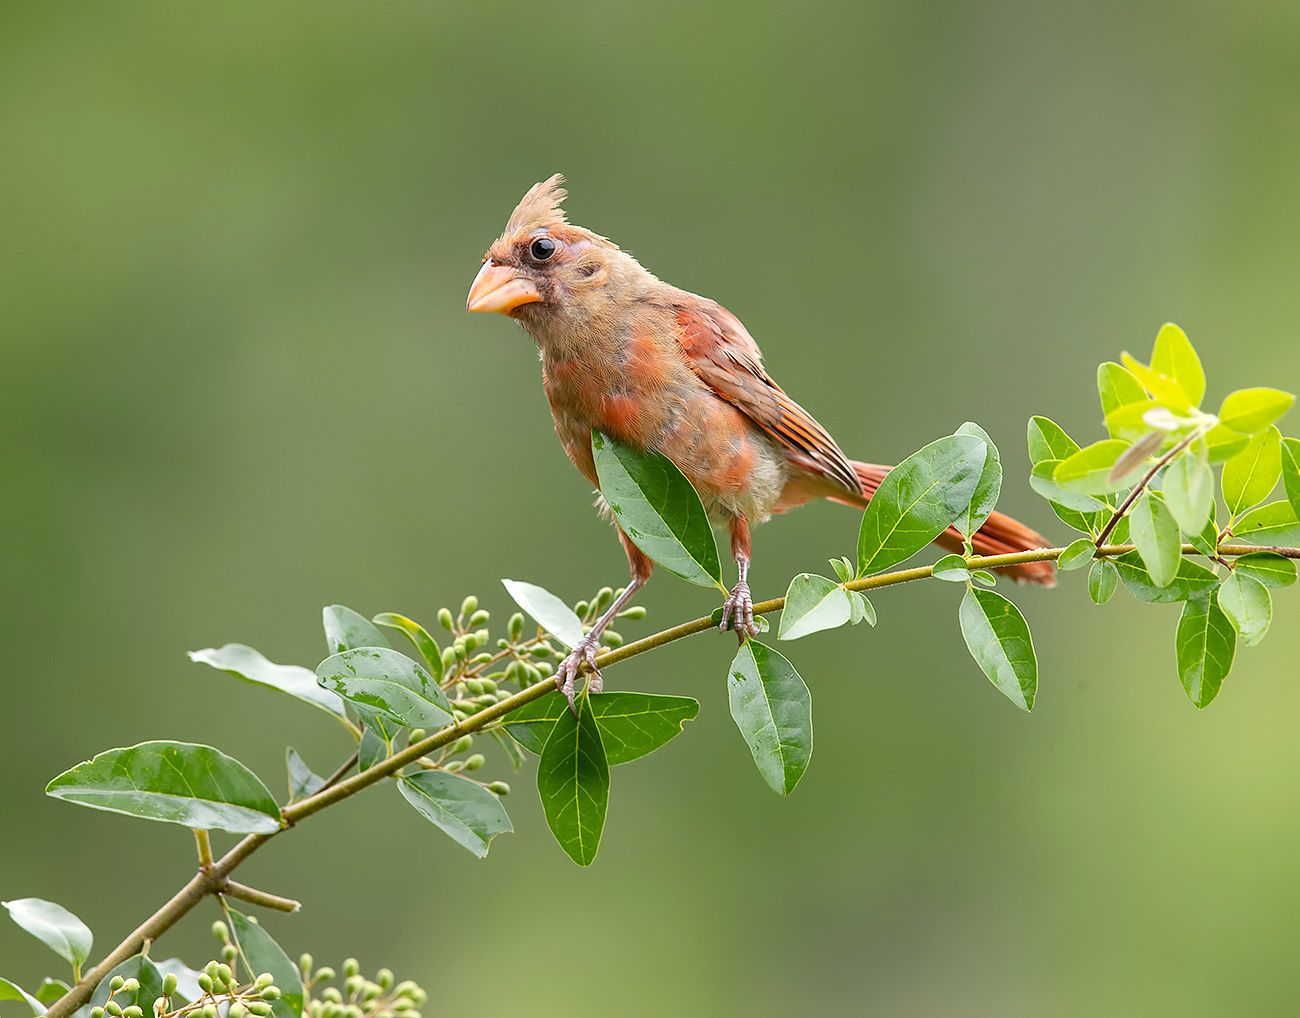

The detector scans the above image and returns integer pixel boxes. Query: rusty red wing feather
[671,300,862,495]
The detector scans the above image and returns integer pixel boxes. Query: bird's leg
[719,516,758,639]
[553,531,653,713]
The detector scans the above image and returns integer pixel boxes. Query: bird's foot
[554,634,603,714]
[719,580,758,637]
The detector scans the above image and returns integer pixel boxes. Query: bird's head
[466,174,634,334]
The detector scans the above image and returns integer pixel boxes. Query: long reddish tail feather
[831,461,1057,586]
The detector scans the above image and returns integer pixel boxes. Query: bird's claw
[554,635,602,715]
[719,580,758,637]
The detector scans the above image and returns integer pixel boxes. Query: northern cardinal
[467,175,1053,705]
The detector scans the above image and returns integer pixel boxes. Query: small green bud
[217,964,233,987]
[110,977,126,993]
[603,630,623,647]
[496,638,510,649]
[453,709,468,722]
[91,1007,105,1018]
[345,976,363,997]
[468,609,490,627]
[298,954,313,976]
[260,988,281,1001]
[343,959,360,978]
[534,662,554,678]
[122,1006,143,1018]
[201,1007,217,1018]
[437,607,454,630]
[247,1003,273,1017]
[464,678,485,695]
[346,1007,363,1018]
[529,644,552,659]
[315,968,335,983]
[441,647,457,671]
[479,677,498,693]
[362,983,381,1001]
[121,979,140,995]
[163,973,178,996]
[376,969,394,991]
[460,595,478,616]
[407,728,426,744]
[222,944,237,962]
[105,1004,123,1018]
[204,962,220,978]
[473,694,496,706]
[472,651,493,664]
[393,982,418,999]
[473,628,490,646]
[457,698,481,714]
[573,600,589,617]
[197,975,214,994]
[593,586,614,612]
[453,640,468,661]
[321,988,342,1004]
[524,664,542,683]
[508,613,525,640]
[489,780,511,795]
[464,753,486,770]
[255,973,274,990]
[618,604,647,620]
[211,920,229,943]
[451,735,474,753]
[229,1004,248,1018]
[444,759,466,772]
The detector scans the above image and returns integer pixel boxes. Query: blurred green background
[5,2,1300,1014]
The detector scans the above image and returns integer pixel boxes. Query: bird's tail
[829,461,1057,586]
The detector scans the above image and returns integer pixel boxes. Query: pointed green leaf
[954,422,1002,539]
[501,579,585,649]
[847,590,876,625]
[1027,417,1102,533]
[1113,551,1218,604]
[778,574,854,640]
[34,980,70,1007]
[398,770,513,858]
[537,695,609,866]
[316,648,452,730]
[1233,501,1300,547]
[1217,387,1295,435]
[1281,437,1300,519]
[372,613,443,682]
[1058,538,1095,571]
[1088,558,1119,604]
[2,899,92,969]
[226,909,303,1018]
[1053,439,1137,495]
[1176,593,1236,708]
[591,429,722,588]
[322,605,390,654]
[189,644,345,718]
[1223,425,1281,516]
[1029,461,1109,512]
[1131,492,1181,587]
[1098,361,1150,426]
[1204,424,1250,463]
[285,748,325,802]
[1234,553,1296,589]
[1150,323,1206,406]
[1217,572,1272,646]
[857,434,987,575]
[1120,351,1193,411]
[0,978,43,1016]
[501,691,698,764]
[829,556,854,582]
[931,553,971,582]
[1162,451,1214,536]
[46,742,280,834]
[358,727,390,771]
[958,587,1037,711]
[728,641,812,794]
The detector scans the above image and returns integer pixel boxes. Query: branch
[1095,429,1203,547]
[44,539,1296,1018]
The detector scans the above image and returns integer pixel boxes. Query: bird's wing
[670,297,862,495]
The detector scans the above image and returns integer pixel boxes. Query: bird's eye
[529,236,558,262]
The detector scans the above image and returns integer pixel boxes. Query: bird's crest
[506,173,569,234]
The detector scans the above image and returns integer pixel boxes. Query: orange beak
[465,261,542,314]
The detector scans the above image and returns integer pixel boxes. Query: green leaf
[316,648,452,730]
[1150,322,1206,406]
[1027,416,1102,533]
[1176,594,1236,708]
[1187,514,1220,558]
[1217,387,1295,435]
[2,899,92,969]
[0,978,43,1016]
[80,956,163,1018]
[778,574,853,640]
[536,695,609,866]
[1233,501,1300,547]
[46,742,280,834]
[591,429,722,588]
[322,605,390,654]
[931,553,971,582]
[226,909,303,1018]
[728,641,812,794]
[357,727,390,771]
[1053,439,1136,495]
[398,771,513,858]
[1204,424,1250,463]
[34,981,70,1007]
[958,587,1037,711]
[1097,361,1150,426]
[954,422,1002,539]
[1223,426,1282,516]
[1162,451,1214,536]
[371,613,443,682]
[970,570,999,587]
[1088,559,1119,604]
[1217,572,1272,646]
[1113,551,1219,604]
[1130,492,1181,587]
[1058,538,1095,571]
[1103,399,1171,443]
[1281,437,1300,519]
[501,691,698,764]
[1029,461,1109,512]
[829,556,854,582]
[1234,553,1297,589]
[856,434,987,575]
[500,579,585,649]
[847,590,876,626]
[188,644,345,719]
[285,748,325,802]
[1121,351,1193,411]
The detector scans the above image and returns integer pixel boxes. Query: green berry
[122,979,140,995]
[247,1003,273,1017]
[619,605,646,620]
[315,968,335,983]
[222,944,237,963]
[162,974,178,997]
[465,753,486,770]
[488,781,511,795]
[529,644,552,659]
[298,954,313,976]
[105,1004,122,1017]
[479,677,498,693]
[110,977,126,993]
[122,1006,143,1018]
[212,920,229,943]
[451,735,473,754]
[376,969,394,991]
[508,613,525,640]
[217,964,233,986]
[594,587,614,612]
[574,600,589,617]
[460,595,478,616]
[260,988,281,1001]
[197,975,214,994]
[437,607,454,631]
[464,678,485,695]
[91,1008,106,1018]
[603,630,623,647]
[229,1004,248,1018]
[255,973,274,990]
[468,609,490,627]
[445,760,465,772]
[534,662,554,678]
[201,1007,217,1018]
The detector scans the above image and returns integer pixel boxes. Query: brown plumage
[466,174,1054,707]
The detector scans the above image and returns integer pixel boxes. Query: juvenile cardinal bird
[467,175,1053,706]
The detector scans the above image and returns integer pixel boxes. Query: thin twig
[1095,429,1203,547]
[221,880,302,914]
[193,830,214,871]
